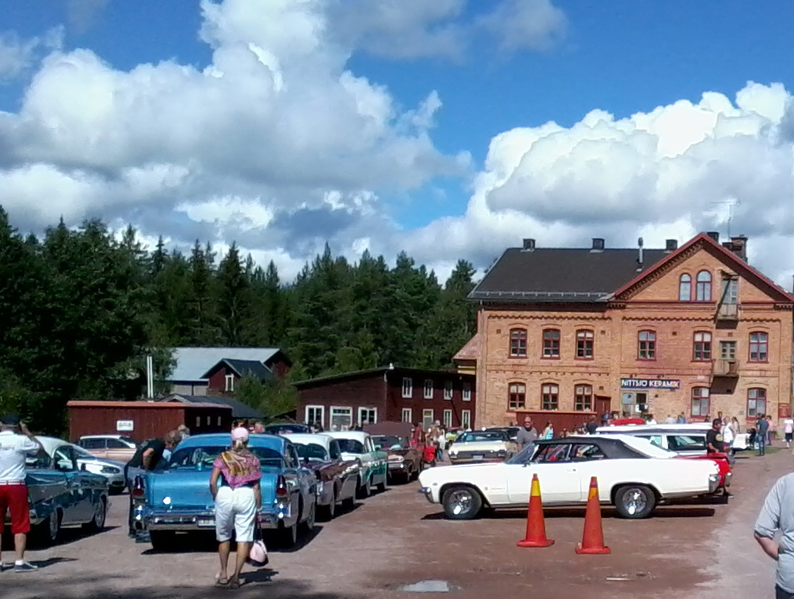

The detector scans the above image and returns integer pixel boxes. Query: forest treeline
[0,207,477,432]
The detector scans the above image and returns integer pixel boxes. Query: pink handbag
[246,522,269,568]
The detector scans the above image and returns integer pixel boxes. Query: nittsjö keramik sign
[620,378,681,390]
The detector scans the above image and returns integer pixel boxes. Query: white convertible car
[419,435,720,520]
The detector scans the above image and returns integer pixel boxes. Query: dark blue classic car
[21,436,110,546]
[131,433,318,550]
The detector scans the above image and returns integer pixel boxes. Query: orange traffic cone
[517,473,554,547]
[575,476,611,554]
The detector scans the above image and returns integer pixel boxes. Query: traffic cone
[575,476,611,554]
[517,473,554,547]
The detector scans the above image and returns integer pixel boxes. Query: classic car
[371,434,423,483]
[265,423,312,435]
[282,433,360,519]
[484,427,521,443]
[69,443,127,494]
[131,433,317,550]
[22,436,110,546]
[447,430,518,464]
[324,431,388,497]
[418,435,720,520]
[77,435,138,462]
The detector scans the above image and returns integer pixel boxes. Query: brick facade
[472,236,794,430]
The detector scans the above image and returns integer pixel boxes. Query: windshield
[294,443,329,462]
[336,439,366,454]
[506,444,536,464]
[373,436,404,449]
[169,446,285,469]
[456,431,507,443]
[615,435,676,459]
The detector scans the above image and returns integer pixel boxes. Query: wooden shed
[67,400,233,444]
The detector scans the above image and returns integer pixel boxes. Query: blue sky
[2,0,794,281]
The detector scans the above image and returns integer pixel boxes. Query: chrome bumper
[418,487,434,504]
[708,474,720,494]
[388,462,408,471]
[145,511,282,531]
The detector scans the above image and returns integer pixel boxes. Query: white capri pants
[214,486,257,543]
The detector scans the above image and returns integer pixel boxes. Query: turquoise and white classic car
[324,431,388,497]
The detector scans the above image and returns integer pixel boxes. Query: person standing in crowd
[665,414,676,424]
[0,414,42,572]
[585,415,598,435]
[252,422,265,434]
[542,421,554,440]
[125,430,180,537]
[210,427,262,589]
[677,412,687,424]
[755,471,794,598]
[768,415,775,446]
[706,418,725,454]
[757,414,770,456]
[177,424,191,440]
[645,413,657,425]
[601,410,611,426]
[721,417,735,458]
[516,417,538,449]
[784,415,794,450]
[731,416,741,434]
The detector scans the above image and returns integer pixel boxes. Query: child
[423,442,437,468]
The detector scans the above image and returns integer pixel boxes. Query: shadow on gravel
[138,525,325,556]
[3,526,120,551]
[421,505,717,521]
[9,573,360,599]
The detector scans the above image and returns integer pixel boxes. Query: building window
[508,382,526,410]
[679,274,692,301]
[638,330,656,360]
[422,409,434,428]
[749,332,769,362]
[691,387,710,417]
[305,405,325,427]
[747,388,767,418]
[574,385,593,411]
[542,329,560,358]
[461,410,471,429]
[442,409,453,428]
[693,331,712,361]
[224,374,235,392]
[330,407,353,431]
[510,328,527,357]
[576,330,594,359]
[696,270,712,302]
[402,377,414,398]
[401,408,412,423]
[423,379,433,399]
[462,382,472,401]
[358,407,377,425]
[541,383,559,410]
[444,381,453,400]
[720,340,737,360]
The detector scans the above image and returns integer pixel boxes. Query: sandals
[228,580,241,590]
[215,578,230,588]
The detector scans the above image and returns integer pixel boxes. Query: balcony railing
[716,303,738,321]
[712,358,739,377]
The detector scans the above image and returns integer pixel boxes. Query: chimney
[729,235,748,261]
[636,237,644,271]
[591,238,605,252]
[706,231,720,243]
[522,238,536,251]
[665,239,678,252]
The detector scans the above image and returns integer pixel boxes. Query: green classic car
[325,431,388,498]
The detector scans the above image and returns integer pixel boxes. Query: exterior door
[506,445,581,505]
[595,396,611,418]
[53,447,92,523]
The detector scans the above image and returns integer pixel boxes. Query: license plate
[472,455,484,461]
[197,518,215,527]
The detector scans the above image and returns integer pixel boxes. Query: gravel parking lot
[4,450,786,599]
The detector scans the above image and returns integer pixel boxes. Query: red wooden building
[295,367,476,431]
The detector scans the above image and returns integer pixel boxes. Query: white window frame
[443,409,453,427]
[402,377,414,398]
[305,405,325,427]
[423,379,434,399]
[462,382,472,401]
[461,409,471,429]
[401,408,412,423]
[443,380,453,400]
[224,374,235,392]
[358,407,378,426]
[422,408,434,427]
[330,406,353,431]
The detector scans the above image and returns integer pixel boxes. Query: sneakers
[14,561,38,573]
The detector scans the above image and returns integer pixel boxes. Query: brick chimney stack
[721,235,748,261]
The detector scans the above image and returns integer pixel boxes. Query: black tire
[376,473,388,492]
[83,497,107,533]
[342,494,355,510]
[319,490,337,521]
[277,521,298,548]
[441,485,483,520]
[613,485,656,519]
[34,509,61,547]
[357,475,371,499]
[149,531,177,552]
[301,500,316,533]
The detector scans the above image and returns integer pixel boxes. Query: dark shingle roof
[470,247,669,303]
[170,395,264,420]
[222,359,273,381]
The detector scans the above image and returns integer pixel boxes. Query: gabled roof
[470,246,669,303]
[611,233,794,303]
[170,347,281,382]
[293,366,473,389]
[453,333,480,362]
[201,359,273,382]
[162,394,264,420]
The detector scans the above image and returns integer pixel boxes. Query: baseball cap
[231,427,249,442]
[1,413,21,426]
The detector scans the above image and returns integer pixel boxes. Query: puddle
[398,580,458,593]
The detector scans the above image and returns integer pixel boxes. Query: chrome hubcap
[623,488,647,516]
[449,490,474,516]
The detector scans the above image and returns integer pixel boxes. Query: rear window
[667,435,707,452]
[169,446,284,469]
[336,439,366,454]
[79,438,105,450]
[457,431,507,443]
[293,443,328,462]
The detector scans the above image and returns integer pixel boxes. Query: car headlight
[708,474,719,482]
[316,481,324,495]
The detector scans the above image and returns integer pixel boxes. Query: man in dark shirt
[706,418,725,453]
[757,414,770,456]
[585,415,599,435]
[126,431,180,537]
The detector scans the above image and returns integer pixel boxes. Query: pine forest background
[0,208,477,434]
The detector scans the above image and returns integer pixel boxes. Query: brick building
[456,233,794,431]
[295,367,476,431]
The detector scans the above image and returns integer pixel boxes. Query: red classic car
[365,422,424,483]
[679,452,732,495]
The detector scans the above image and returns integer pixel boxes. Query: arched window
[696,270,712,302]
[508,382,526,410]
[574,385,593,411]
[541,383,559,410]
[747,388,767,418]
[678,274,692,301]
[691,387,710,417]
[576,330,594,359]
[693,331,712,361]
[542,328,560,358]
[509,328,527,357]
[749,332,769,362]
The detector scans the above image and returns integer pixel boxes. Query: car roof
[79,434,130,439]
[597,425,710,435]
[282,433,332,447]
[597,423,711,433]
[324,430,369,441]
[176,433,287,452]
[535,435,647,459]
